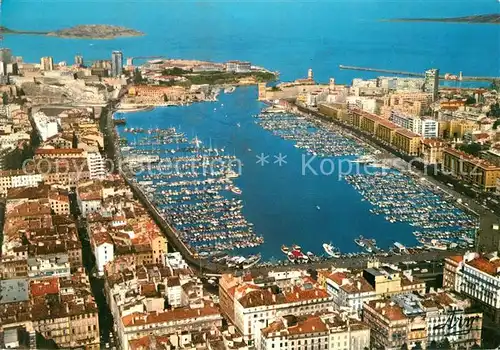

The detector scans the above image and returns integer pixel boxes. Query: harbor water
[116,87,477,260]
[4,0,495,260]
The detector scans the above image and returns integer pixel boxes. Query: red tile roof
[122,303,220,327]
[395,128,421,138]
[30,278,59,297]
[467,257,500,276]
[366,300,407,321]
[444,147,500,170]
[446,255,463,264]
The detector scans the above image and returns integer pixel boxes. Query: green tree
[458,143,484,157]
[465,96,476,105]
[413,342,423,350]
[401,344,409,350]
[133,68,144,84]
[163,94,168,102]
[2,92,8,105]
[493,119,500,130]
[428,340,438,350]
[162,67,190,76]
[490,80,500,91]
[489,103,500,118]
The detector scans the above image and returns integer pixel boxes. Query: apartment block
[442,147,500,191]
[363,292,482,350]
[444,252,500,324]
[260,312,370,350]
[318,261,425,316]
[219,271,334,346]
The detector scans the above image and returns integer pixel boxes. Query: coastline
[115,105,155,113]
[47,33,144,40]
[0,24,144,39]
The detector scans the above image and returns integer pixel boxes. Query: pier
[339,65,500,82]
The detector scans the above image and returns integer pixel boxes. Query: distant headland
[0,24,144,39]
[386,14,500,25]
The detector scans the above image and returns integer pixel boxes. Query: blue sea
[4,0,499,258]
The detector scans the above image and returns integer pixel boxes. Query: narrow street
[69,191,117,348]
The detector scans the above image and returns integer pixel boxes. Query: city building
[0,170,43,196]
[86,151,106,179]
[118,304,222,350]
[318,261,425,316]
[392,129,422,156]
[442,147,500,191]
[380,92,433,118]
[105,250,213,350]
[318,103,349,122]
[91,230,114,276]
[260,312,370,350]
[74,54,84,66]
[419,139,445,165]
[390,110,421,132]
[111,51,123,77]
[127,327,248,350]
[348,108,422,155]
[439,119,477,140]
[32,111,60,141]
[40,56,54,71]
[420,117,439,139]
[424,68,440,101]
[219,271,334,346]
[76,181,103,217]
[480,148,500,167]
[363,292,482,350]
[0,270,100,349]
[444,252,500,323]
[389,110,439,139]
[226,60,251,73]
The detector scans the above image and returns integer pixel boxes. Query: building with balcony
[0,169,43,196]
[318,261,425,317]
[444,252,500,324]
[442,148,500,191]
[420,139,445,165]
[260,312,370,350]
[363,292,482,350]
[392,129,422,156]
[219,271,334,347]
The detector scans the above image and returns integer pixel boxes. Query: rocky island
[388,14,500,25]
[0,24,143,39]
[47,25,144,39]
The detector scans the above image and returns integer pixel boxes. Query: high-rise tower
[111,51,123,77]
